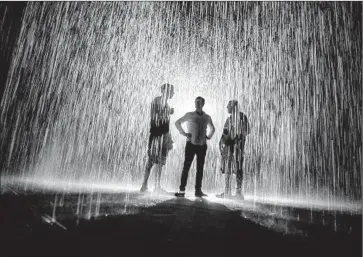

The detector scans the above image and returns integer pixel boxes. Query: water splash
[0,2,361,206]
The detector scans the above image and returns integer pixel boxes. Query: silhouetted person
[140,83,175,193]
[175,96,215,197]
[217,100,250,199]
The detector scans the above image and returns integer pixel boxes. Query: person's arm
[175,113,191,139]
[222,118,230,136]
[206,116,215,140]
[150,99,158,120]
[246,119,251,135]
[166,103,174,115]
[219,119,229,151]
[219,136,224,152]
[241,114,250,136]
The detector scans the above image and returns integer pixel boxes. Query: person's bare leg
[154,163,163,189]
[140,157,153,192]
[154,162,169,194]
[217,147,232,198]
[224,153,233,197]
[220,152,226,173]
[235,141,245,200]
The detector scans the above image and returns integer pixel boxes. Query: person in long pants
[174,96,215,197]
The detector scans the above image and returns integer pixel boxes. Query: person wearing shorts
[140,83,175,193]
[147,132,173,167]
[217,100,250,199]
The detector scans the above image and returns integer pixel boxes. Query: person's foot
[175,190,185,197]
[140,185,148,193]
[216,192,232,199]
[216,192,224,198]
[195,191,207,197]
[153,186,168,195]
[234,190,244,200]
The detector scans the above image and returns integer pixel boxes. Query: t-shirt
[223,112,250,142]
[178,111,215,145]
[149,96,172,136]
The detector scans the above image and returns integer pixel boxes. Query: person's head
[227,100,238,114]
[195,96,205,111]
[161,83,175,100]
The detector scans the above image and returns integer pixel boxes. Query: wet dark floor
[0,190,361,257]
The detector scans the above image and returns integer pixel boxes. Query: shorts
[220,137,246,174]
[148,133,173,165]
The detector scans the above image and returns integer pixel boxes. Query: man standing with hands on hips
[174,96,215,197]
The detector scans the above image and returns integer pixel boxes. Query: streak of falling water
[76,193,81,215]
[0,2,361,207]
[52,194,58,222]
[95,192,101,217]
[87,191,93,220]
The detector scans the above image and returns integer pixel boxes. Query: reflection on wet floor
[1,179,361,237]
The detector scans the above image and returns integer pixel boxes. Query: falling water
[1,2,361,207]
